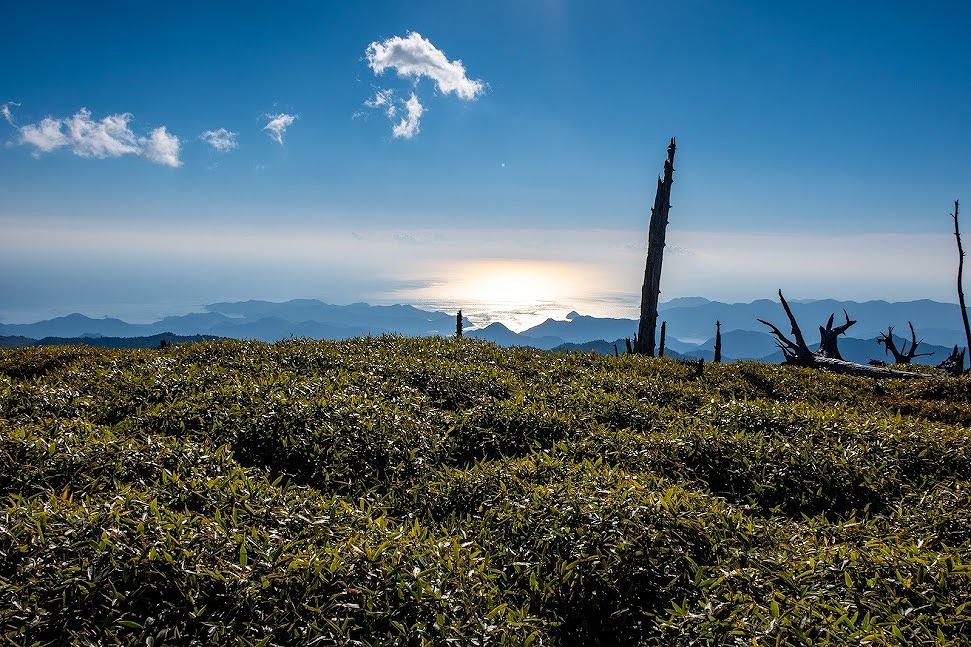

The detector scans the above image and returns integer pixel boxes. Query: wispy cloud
[392,93,423,139]
[1,101,19,125]
[366,32,485,100]
[393,231,445,245]
[200,127,238,152]
[11,107,181,167]
[263,113,297,145]
[364,89,396,118]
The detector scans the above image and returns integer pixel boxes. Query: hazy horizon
[3,3,969,329]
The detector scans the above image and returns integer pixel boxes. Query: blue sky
[2,1,970,328]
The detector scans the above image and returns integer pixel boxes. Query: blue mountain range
[2,297,967,365]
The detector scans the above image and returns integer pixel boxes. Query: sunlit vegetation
[2,337,970,645]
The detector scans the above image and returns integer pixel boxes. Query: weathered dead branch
[876,322,933,364]
[938,345,966,377]
[759,290,929,379]
[817,310,856,359]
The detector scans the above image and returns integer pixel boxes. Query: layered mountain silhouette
[1,297,967,365]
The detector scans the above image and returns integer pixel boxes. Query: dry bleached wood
[759,290,929,379]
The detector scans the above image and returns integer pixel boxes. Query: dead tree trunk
[954,200,970,372]
[876,322,933,364]
[714,321,722,363]
[658,321,666,358]
[634,138,676,356]
[759,290,929,379]
[456,310,463,338]
[817,310,856,359]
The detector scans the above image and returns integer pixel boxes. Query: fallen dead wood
[758,290,931,379]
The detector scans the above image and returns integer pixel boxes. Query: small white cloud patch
[13,107,181,167]
[200,128,238,152]
[142,127,181,167]
[392,94,424,139]
[263,113,297,145]
[366,32,485,100]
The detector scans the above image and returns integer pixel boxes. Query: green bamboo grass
[1,338,969,645]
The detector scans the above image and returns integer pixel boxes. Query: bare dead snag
[634,138,676,355]
[817,310,856,359]
[876,322,933,364]
[658,321,667,358]
[953,200,970,373]
[456,310,463,338]
[759,290,929,378]
[714,321,722,363]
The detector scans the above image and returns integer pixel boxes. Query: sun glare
[459,261,569,305]
[400,258,610,330]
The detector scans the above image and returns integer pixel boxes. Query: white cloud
[392,94,423,139]
[141,126,181,168]
[263,113,297,145]
[19,117,68,152]
[13,107,181,167]
[64,109,141,158]
[364,88,397,117]
[366,32,485,100]
[1,101,19,125]
[200,127,238,152]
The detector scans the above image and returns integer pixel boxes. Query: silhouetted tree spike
[613,343,619,357]
[625,338,633,355]
[659,321,667,357]
[877,322,934,364]
[953,200,970,373]
[817,309,856,359]
[714,321,722,363]
[634,137,676,355]
[456,310,463,338]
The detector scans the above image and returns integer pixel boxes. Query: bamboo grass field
[1,337,970,645]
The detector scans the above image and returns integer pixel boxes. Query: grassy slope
[1,337,970,645]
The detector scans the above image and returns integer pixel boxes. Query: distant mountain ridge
[0,299,470,343]
[0,333,222,350]
[2,297,967,365]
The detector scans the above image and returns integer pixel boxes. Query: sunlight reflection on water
[408,297,638,333]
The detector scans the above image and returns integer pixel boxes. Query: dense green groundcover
[1,337,970,645]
